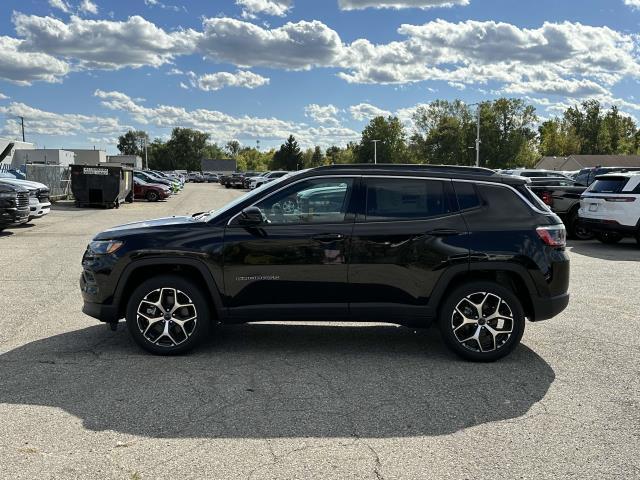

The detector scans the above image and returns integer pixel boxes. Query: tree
[225,140,241,157]
[272,135,303,170]
[311,146,324,167]
[357,116,408,164]
[117,130,148,156]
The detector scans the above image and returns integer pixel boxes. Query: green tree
[117,130,148,156]
[357,116,408,164]
[272,135,303,170]
[311,146,324,167]
[225,140,241,157]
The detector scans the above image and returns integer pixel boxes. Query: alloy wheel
[451,292,514,353]
[136,287,198,347]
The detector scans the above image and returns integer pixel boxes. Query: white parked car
[579,172,640,244]
[249,171,289,189]
[0,174,51,220]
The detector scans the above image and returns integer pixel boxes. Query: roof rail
[314,163,496,176]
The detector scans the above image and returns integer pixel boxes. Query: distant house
[201,158,236,173]
[13,149,75,167]
[107,154,143,169]
[67,149,107,166]
[536,155,640,171]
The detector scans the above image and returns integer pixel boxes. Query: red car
[133,178,171,202]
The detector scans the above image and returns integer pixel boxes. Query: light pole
[467,103,482,167]
[371,139,380,164]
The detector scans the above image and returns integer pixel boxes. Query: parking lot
[0,183,638,480]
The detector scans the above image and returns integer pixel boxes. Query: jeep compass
[80,165,570,361]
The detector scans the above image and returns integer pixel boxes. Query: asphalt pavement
[0,183,638,479]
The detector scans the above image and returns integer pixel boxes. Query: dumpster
[71,164,133,208]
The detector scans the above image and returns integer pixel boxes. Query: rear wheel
[595,232,622,244]
[438,281,526,362]
[569,212,593,240]
[126,275,211,355]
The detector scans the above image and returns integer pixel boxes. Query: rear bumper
[579,218,637,236]
[82,300,119,323]
[530,292,570,322]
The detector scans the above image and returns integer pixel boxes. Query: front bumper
[1,207,30,227]
[530,292,570,322]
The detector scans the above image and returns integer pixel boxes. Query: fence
[25,164,71,200]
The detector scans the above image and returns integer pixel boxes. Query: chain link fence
[25,164,72,200]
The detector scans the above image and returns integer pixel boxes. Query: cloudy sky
[1,0,640,153]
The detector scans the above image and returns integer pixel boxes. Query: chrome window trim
[226,173,551,226]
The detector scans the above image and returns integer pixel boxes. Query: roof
[309,163,527,185]
[536,155,640,170]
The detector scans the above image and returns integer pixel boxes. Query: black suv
[80,165,570,361]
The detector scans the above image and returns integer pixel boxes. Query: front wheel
[438,281,526,362]
[146,190,159,202]
[126,275,211,355]
[595,232,622,244]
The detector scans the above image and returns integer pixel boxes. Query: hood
[5,179,47,190]
[0,178,38,192]
[100,215,200,234]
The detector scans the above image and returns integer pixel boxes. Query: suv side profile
[80,165,570,361]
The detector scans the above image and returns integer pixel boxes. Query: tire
[126,275,211,355]
[224,184,230,189]
[438,281,526,362]
[595,232,622,244]
[569,211,594,240]
[146,190,159,202]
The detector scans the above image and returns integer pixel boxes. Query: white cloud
[237,0,292,18]
[13,13,198,70]
[0,36,70,85]
[49,0,71,13]
[196,70,270,91]
[0,101,128,138]
[179,81,189,89]
[305,104,341,126]
[349,103,391,121]
[0,92,9,100]
[79,0,99,15]
[624,0,640,9]
[94,89,359,147]
[198,18,343,70]
[338,0,469,10]
[504,78,609,97]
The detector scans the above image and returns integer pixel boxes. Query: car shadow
[0,323,554,439]
[568,239,640,261]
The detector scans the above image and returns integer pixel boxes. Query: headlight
[0,192,14,199]
[89,240,124,255]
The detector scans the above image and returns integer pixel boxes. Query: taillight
[541,191,553,206]
[536,225,566,248]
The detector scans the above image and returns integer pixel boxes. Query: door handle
[425,228,461,236]
[312,233,345,242]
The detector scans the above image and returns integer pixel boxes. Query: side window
[453,182,481,210]
[476,184,535,219]
[365,178,450,221]
[254,178,353,224]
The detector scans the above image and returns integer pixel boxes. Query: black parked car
[80,164,570,361]
[0,182,30,231]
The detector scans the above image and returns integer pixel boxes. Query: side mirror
[238,206,265,226]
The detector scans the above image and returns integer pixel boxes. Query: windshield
[201,170,307,220]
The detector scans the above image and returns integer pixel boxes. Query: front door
[223,177,356,321]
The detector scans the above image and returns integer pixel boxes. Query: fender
[427,261,537,310]
[113,256,226,320]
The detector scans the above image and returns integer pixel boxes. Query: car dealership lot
[0,184,638,479]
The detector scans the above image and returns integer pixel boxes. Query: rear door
[348,176,469,321]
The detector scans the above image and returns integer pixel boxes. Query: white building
[0,139,37,168]
[68,149,107,166]
[107,154,143,169]
[12,149,76,167]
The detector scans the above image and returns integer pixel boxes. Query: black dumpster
[71,164,133,208]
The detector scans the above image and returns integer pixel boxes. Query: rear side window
[365,178,450,221]
[477,184,536,219]
[589,178,629,194]
[453,182,481,210]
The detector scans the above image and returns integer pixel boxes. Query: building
[107,154,143,169]
[68,149,107,166]
[0,139,36,168]
[536,155,640,171]
[201,158,236,173]
[12,149,75,168]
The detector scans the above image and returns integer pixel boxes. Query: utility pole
[144,136,148,170]
[19,116,25,142]
[371,139,380,164]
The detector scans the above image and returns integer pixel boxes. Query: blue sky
[1,0,639,153]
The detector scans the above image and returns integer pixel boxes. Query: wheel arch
[114,258,224,322]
